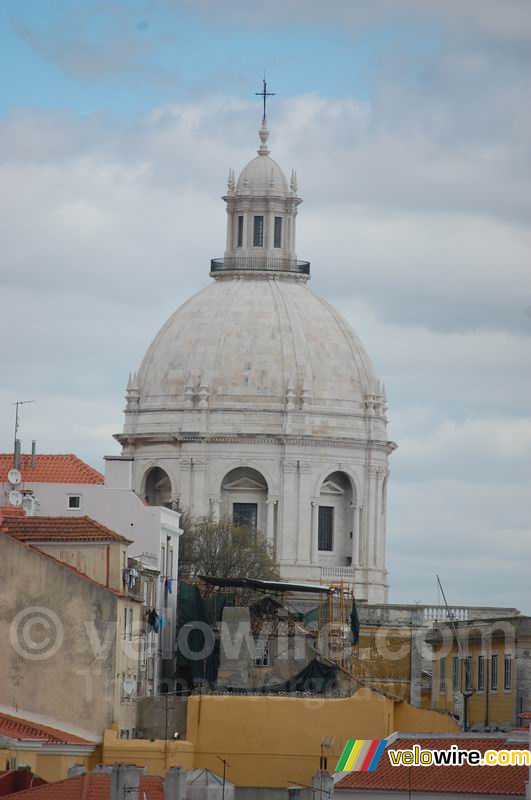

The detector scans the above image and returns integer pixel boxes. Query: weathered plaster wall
[0,535,118,738]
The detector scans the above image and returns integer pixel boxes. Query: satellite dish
[7,469,21,486]
[8,490,23,507]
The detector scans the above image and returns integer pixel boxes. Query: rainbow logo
[335,739,388,772]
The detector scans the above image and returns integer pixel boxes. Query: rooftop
[0,454,104,485]
[335,736,529,796]
[0,515,132,544]
[1,774,163,800]
[0,712,92,745]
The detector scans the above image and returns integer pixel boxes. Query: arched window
[144,467,172,508]
[221,466,268,533]
[317,471,354,563]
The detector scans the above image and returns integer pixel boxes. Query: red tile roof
[0,516,131,544]
[0,454,104,485]
[0,712,92,745]
[335,737,528,796]
[2,774,163,800]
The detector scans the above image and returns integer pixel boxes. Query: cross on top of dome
[255,77,275,122]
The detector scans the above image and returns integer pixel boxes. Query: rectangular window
[477,655,485,691]
[491,654,498,691]
[274,216,282,248]
[439,657,446,694]
[464,656,472,691]
[160,545,165,578]
[123,608,128,639]
[68,495,81,509]
[255,638,271,667]
[452,656,459,691]
[253,215,264,247]
[504,655,512,690]
[128,608,133,641]
[237,215,244,248]
[233,503,258,532]
[318,506,334,551]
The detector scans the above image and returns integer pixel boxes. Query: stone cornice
[114,431,397,455]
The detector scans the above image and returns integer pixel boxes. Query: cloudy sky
[1,0,530,612]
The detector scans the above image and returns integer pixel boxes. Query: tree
[178,514,279,581]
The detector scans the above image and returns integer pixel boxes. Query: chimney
[31,440,37,469]
[164,768,186,800]
[111,764,143,800]
[67,765,87,778]
[311,771,334,800]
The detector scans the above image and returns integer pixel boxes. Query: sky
[1,0,530,612]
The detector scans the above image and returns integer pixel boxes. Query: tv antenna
[12,400,35,467]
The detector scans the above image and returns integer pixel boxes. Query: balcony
[210,257,310,275]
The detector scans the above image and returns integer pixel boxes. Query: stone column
[311,500,319,563]
[225,208,233,253]
[297,461,312,564]
[265,498,277,549]
[351,501,360,567]
[210,497,221,521]
[267,210,274,254]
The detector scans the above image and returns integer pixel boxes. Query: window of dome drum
[318,506,334,551]
[233,502,257,532]
[237,215,243,248]
[253,215,264,247]
[274,216,282,248]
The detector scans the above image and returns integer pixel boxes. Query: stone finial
[258,118,270,155]
[227,168,235,193]
[290,169,298,193]
[285,377,296,411]
[198,374,209,409]
[125,372,140,409]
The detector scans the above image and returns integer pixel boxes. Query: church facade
[116,113,396,603]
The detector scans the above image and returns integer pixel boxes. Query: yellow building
[428,616,531,730]
[102,688,459,788]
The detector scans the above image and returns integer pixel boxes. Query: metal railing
[210,257,310,275]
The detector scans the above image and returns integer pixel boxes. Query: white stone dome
[236,154,289,196]
[133,275,382,438]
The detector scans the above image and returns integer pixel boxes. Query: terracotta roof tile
[2,774,163,800]
[336,737,528,795]
[0,454,103,485]
[0,516,131,544]
[0,712,92,745]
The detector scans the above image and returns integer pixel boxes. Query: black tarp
[175,581,218,685]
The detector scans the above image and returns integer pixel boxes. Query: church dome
[133,275,383,435]
[236,154,289,196]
